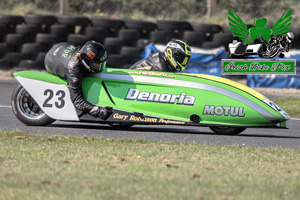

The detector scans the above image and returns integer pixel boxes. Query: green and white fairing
[13,68,290,132]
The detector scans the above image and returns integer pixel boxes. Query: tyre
[192,23,222,33]
[150,30,174,44]
[106,54,130,68]
[57,15,90,26]
[212,33,234,51]
[35,52,47,62]
[213,33,234,45]
[18,60,44,70]
[157,20,192,31]
[0,44,9,57]
[21,43,49,58]
[0,59,12,69]
[104,37,126,54]
[118,29,141,45]
[124,19,157,31]
[0,15,24,25]
[124,19,157,38]
[67,34,91,46]
[11,84,55,126]
[136,39,150,50]
[209,126,246,135]
[16,24,41,35]
[183,31,205,47]
[91,17,125,37]
[91,17,125,29]
[35,33,63,45]
[0,24,8,36]
[84,27,109,43]
[5,34,26,46]
[192,23,223,41]
[120,46,142,63]
[24,14,56,25]
[50,24,74,36]
[3,52,23,66]
[120,46,142,57]
[202,41,223,49]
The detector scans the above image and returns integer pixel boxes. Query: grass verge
[274,97,300,118]
[1,130,300,200]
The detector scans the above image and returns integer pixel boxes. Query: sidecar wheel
[11,84,55,126]
[209,126,246,135]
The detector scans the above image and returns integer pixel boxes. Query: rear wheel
[11,84,55,126]
[209,126,246,135]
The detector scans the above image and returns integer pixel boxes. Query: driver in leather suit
[44,40,112,119]
[130,39,192,72]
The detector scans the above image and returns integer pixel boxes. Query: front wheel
[209,126,246,135]
[11,84,55,126]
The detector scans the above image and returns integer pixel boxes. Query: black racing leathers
[44,42,95,114]
[129,52,174,72]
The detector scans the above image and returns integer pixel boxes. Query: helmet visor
[83,59,106,73]
[174,51,191,67]
[82,60,106,73]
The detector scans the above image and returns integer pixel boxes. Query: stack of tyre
[0,14,90,70]
[1,14,299,70]
[151,21,233,49]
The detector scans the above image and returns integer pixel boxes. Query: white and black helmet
[285,32,294,43]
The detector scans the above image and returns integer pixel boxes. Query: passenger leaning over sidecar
[44,40,112,119]
[130,39,192,72]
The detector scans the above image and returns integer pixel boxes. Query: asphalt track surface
[1,80,300,149]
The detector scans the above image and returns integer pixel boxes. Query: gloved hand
[90,106,113,120]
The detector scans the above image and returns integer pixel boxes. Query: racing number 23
[43,89,66,108]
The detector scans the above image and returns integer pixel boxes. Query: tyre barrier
[0,14,300,70]
[104,37,126,54]
[150,30,174,44]
[84,27,110,43]
[118,29,141,46]
[124,19,157,39]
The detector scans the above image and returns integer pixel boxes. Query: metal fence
[0,0,299,25]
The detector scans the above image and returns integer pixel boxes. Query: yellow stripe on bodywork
[180,73,265,100]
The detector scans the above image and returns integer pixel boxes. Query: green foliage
[0,0,59,15]
[0,0,299,25]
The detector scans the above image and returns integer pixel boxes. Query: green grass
[0,131,299,200]
[274,97,300,118]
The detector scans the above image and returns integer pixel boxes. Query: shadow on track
[238,133,300,139]
[48,123,300,139]
[48,123,213,135]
